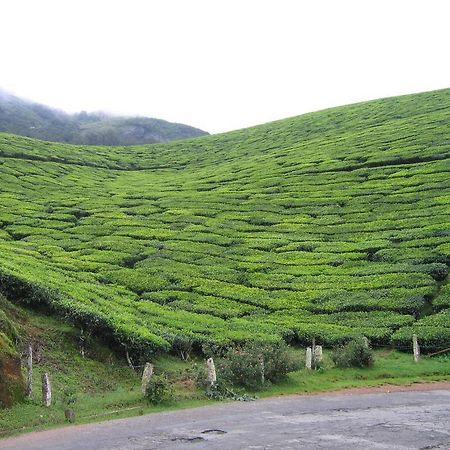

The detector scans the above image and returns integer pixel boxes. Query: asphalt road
[1,388,449,449]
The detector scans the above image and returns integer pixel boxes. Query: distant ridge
[0,89,208,145]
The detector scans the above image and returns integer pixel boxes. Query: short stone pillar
[141,363,154,395]
[305,347,312,370]
[412,334,420,363]
[259,354,265,385]
[314,345,323,364]
[362,336,370,348]
[26,343,33,399]
[42,372,51,407]
[207,357,217,386]
[65,408,76,423]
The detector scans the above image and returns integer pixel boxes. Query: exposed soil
[295,380,450,397]
[0,354,24,408]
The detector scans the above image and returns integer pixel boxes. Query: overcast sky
[1,0,449,133]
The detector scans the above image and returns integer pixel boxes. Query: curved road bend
[1,388,449,450]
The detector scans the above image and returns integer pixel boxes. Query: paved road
[1,389,449,449]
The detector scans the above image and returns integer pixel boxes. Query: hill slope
[0,90,207,145]
[0,89,449,358]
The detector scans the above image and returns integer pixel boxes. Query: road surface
[1,387,449,449]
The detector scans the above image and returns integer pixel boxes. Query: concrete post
[314,345,323,364]
[26,343,33,399]
[362,336,370,348]
[305,347,312,369]
[207,357,217,386]
[42,372,51,407]
[141,362,154,395]
[259,354,265,385]
[311,337,316,369]
[413,334,420,363]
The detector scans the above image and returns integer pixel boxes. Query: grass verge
[0,307,449,438]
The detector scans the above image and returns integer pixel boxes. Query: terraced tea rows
[0,89,449,355]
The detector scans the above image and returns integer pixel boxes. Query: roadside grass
[0,308,208,437]
[258,349,450,398]
[1,307,449,438]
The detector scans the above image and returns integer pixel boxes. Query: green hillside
[0,90,207,145]
[0,89,449,359]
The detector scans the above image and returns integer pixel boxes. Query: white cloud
[1,0,449,133]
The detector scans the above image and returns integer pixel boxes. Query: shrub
[422,263,448,281]
[217,341,297,390]
[171,335,194,361]
[331,338,374,368]
[391,326,450,352]
[144,374,174,405]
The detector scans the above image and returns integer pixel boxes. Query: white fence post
[42,372,51,407]
[259,354,265,385]
[305,347,312,370]
[362,336,370,348]
[26,343,33,399]
[141,363,154,395]
[413,334,420,363]
[207,357,217,386]
[314,345,323,365]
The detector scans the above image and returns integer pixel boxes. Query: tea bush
[0,89,449,355]
[331,338,375,368]
[217,341,298,390]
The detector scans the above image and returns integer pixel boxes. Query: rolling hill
[0,90,207,145]
[0,89,449,361]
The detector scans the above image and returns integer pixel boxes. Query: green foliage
[391,324,450,352]
[0,310,20,344]
[144,374,174,405]
[0,332,15,357]
[0,331,25,409]
[331,338,375,368]
[171,335,194,360]
[62,387,78,406]
[217,341,297,390]
[0,89,449,355]
[433,284,450,310]
[205,380,256,402]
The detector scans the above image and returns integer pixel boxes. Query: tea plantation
[0,89,449,357]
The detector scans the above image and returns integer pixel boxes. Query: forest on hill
[0,90,207,146]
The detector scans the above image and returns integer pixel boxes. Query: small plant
[62,387,78,406]
[188,362,209,390]
[331,338,374,368]
[144,374,174,405]
[205,381,235,401]
[205,381,256,402]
